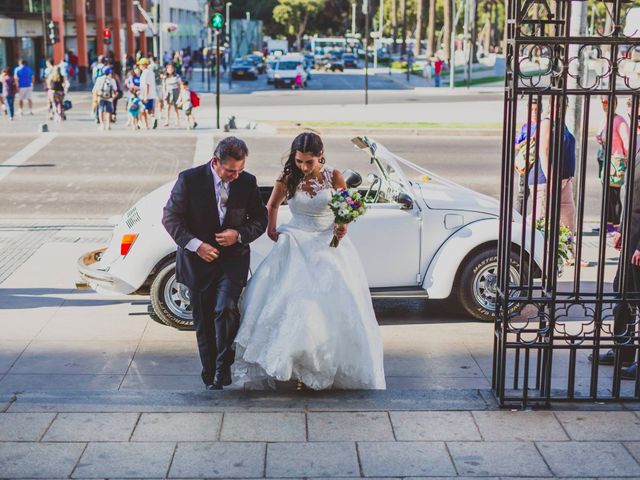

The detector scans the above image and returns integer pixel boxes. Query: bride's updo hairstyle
[282,131,325,199]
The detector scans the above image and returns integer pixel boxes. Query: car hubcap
[164,274,192,320]
[473,261,520,312]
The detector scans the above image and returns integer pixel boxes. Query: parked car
[273,55,307,88]
[328,56,344,72]
[78,137,543,330]
[343,53,359,68]
[246,53,266,74]
[230,59,258,80]
[266,60,277,84]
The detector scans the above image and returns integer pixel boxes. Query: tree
[443,0,451,61]
[414,0,424,55]
[392,0,398,53]
[426,0,436,56]
[272,0,325,51]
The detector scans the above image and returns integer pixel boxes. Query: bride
[233,132,386,390]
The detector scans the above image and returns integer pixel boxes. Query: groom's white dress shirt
[185,163,229,253]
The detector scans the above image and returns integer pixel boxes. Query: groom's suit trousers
[191,267,243,384]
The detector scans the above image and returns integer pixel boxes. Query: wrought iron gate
[495,0,640,406]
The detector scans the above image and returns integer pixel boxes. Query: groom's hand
[215,229,240,247]
[196,243,220,262]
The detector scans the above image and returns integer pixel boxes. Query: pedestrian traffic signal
[211,12,224,29]
[103,28,112,45]
[48,20,60,44]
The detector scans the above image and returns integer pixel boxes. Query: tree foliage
[273,0,326,50]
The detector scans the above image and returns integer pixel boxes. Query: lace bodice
[287,166,335,232]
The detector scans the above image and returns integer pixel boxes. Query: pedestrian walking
[92,66,117,130]
[111,65,124,123]
[597,96,630,234]
[529,100,576,235]
[13,59,34,116]
[138,57,159,129]
[422,60,433,86]
[149,56,164,120]
[47,66,68,122]
[162,63,181,127]
[127,91,142,130]
[514,98,539,214]
[293,63,304,90]
[1,68,17,120]
[433,56,444,87]
[591,111,640,379]
[176,80,198,130]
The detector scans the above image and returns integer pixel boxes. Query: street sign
[212,12,224,29]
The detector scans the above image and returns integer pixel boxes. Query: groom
[162,136,268,390]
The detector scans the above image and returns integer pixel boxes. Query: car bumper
[77,248,135,295]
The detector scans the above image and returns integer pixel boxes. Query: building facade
[0,0,204,82]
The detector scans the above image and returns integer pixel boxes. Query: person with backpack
[176,80,198,130]
[1,68,17,120]
[92,66,117,130]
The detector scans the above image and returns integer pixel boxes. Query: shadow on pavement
[0,288,131,309]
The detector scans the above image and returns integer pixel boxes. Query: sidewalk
[2,390,640,478]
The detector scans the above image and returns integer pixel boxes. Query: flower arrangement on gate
[131,22,148,34]
[534,218,574,274]
[328,188,367,247]
[162,22,179,33]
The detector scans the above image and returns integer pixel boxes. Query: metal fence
[495,0,640,407]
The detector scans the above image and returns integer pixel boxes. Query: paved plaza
[0,88,638,478]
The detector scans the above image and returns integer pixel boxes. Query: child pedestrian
[176,80,198,130]
[128,91,142,130]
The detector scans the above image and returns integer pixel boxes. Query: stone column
[112,0,122,61]
[126,0,135,57]
[51,0,65,64]
[95,0,106,56]
[75,0,88,82]
[139,0,147,55]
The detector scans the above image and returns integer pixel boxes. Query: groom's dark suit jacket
[162,162,268,291]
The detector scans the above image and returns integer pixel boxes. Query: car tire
[149,259,194,330]
[456,248,521,322]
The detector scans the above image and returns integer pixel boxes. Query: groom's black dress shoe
[207,382,222,390]
[588,349,634,367]
[212,370,232,390]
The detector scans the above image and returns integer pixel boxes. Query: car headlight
[275,73,281,79]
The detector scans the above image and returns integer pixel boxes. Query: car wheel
[456,248,521,322]
[150,260,194,330]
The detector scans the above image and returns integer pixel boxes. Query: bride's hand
[268,229,280,242]
[334,224,347,240]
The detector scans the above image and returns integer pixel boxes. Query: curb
[273,126,502,137]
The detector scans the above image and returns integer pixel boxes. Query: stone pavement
[2,391,640,478]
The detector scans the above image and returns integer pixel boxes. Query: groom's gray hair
[214,136,249,163]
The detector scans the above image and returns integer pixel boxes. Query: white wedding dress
[233,166,386,390]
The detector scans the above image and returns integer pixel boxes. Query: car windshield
[233,60,252,67]
[277,61,300,70]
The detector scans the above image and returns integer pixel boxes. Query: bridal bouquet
[328,188,367,247]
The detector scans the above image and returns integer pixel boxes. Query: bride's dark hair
[281,132,325,199]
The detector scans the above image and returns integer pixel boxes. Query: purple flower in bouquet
[328,188,367,247]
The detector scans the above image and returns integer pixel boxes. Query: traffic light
[48,20,60,44]
[209,0,225,30]
[103,28,112,45]
[211,12,224,29]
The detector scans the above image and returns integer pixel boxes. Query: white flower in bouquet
[327,188,367,247]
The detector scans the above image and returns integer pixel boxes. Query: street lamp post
[133,0,158,57]
[351,3,356,36]
[363,0,369,105]
[227,2,232,89]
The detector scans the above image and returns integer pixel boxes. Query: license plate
[237,72,244,76]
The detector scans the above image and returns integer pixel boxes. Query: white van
[274,54,307,88]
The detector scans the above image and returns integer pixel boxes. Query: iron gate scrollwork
[495,0,640,406]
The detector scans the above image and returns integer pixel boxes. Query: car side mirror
[342,169,362,188]
[396,192,413,210]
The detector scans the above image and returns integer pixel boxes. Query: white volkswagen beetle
[78,137,542,329]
